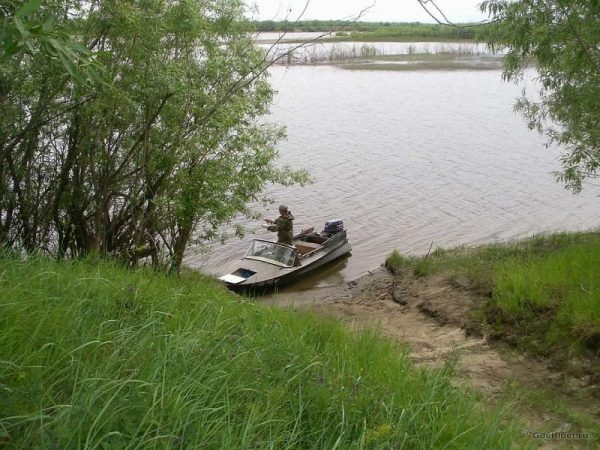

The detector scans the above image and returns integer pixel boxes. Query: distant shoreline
[255,36,478,45]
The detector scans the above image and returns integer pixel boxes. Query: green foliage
[346,23,475,41]
[390,231,600,357]
[253,21,477,40]
[0,0,103,83]
[412,258,435,278]
[0,0,307,271]
[0,256,527,448]
[479,0,600,192]
[384,251,437,278]
[492,241,600,352]
[384,249,406,273]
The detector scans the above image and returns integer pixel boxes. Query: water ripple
[187,65,600,283]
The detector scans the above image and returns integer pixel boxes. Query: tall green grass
[389,231,600,356]
[0,256,526,449]
[492,241,600,352]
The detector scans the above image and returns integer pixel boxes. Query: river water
[185,51,599,288]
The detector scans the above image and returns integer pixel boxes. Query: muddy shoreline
[266,267,550,396]
[262,266,599,447]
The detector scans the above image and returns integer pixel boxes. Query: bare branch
[194,3,374,134]
[417,0,478,29]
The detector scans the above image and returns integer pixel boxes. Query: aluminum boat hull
[219,229,351,293]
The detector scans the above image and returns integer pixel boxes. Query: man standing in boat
[265,205,294,245]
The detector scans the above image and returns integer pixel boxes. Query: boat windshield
[245,240,296,267]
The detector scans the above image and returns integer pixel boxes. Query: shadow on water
[277,253,352,291]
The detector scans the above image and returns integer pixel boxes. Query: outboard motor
[324,219,344,237]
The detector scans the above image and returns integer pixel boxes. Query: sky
[246,0,487,23]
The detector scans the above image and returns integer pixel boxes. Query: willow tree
[0,0,306,271]
[480,0,600,192]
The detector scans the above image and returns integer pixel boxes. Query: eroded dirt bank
[263,268,599,447]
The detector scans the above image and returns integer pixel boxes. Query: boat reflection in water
[219,220,351,293]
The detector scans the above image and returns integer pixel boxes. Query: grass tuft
[384,249,407,273]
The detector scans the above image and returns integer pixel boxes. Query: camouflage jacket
[268,212,294,244]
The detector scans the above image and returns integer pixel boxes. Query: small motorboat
[219,219,351,292]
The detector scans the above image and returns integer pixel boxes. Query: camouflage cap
[279,204,288,213]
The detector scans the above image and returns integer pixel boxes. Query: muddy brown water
[185,60,600,286]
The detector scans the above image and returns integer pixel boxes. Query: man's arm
[265,217,278,232]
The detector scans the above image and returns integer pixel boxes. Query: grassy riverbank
[386,231,600,363]
[254,21,478,41]
[0,255,527,449]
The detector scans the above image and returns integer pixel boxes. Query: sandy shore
[260,267,599,447]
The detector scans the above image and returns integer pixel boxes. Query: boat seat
[295,241,321,255]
